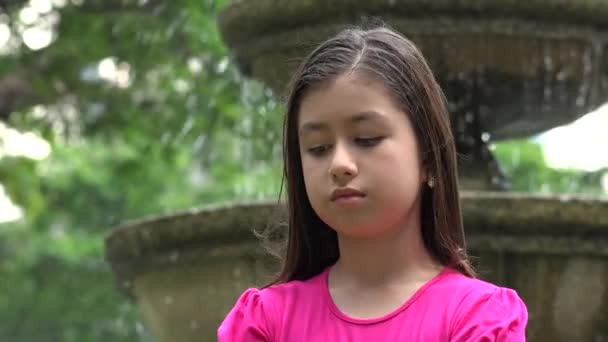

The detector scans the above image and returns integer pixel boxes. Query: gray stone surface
[219,0,608,141]
[105,195,608,341]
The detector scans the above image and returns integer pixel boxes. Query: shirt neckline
[322,265,454,325]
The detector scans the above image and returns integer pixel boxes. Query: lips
[330,187,366,201]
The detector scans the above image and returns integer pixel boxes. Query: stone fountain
[105,1,608,341]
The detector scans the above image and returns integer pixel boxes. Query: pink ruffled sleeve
[217,288,274,342]
[450,287,528,342]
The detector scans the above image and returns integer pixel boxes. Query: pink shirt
[218,267,528,341]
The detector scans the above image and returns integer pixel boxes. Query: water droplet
[169,251,180,262]
[576,95,586,107]
[544,54,553,71]
[164,296,173,305]
[481,132,490,142]
[190,320,199,330]
[233,267,241,277]
[465,112,474,123]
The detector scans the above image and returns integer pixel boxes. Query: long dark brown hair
[263,25,475,287]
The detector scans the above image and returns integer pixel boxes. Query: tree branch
[78,0,168,15]
[0,74,32,121]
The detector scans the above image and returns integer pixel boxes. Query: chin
[330,220,388,239]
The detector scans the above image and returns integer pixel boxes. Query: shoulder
[441,271,528,341]
[217,272,325,341]
[217,288,275,341]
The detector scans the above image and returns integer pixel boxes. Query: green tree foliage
[493,140,605,195]
[0,1,282,340]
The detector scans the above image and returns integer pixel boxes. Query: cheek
[370,142,423,199]
[301,157,323,199]
[375,141,421,175]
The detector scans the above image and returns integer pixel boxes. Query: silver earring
[427,176,435,188]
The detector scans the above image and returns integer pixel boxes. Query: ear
[420,162,429,184]
[420,160,436,188]
[419,148,432,184]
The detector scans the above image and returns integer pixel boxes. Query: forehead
[298,74,404,130]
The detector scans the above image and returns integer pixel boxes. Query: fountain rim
[218,0,608,46]
[105,191,608,263]
[103,192,608,298]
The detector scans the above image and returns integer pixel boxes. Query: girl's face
[298,73,425,239]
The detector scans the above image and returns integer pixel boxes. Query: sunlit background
[0,0,606,341]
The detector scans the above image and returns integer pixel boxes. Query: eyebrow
[298,111,388,135]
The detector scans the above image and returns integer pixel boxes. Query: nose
[329,142,358,185]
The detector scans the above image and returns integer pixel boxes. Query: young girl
[218,26,528,341]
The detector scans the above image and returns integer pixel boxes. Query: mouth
[330,188,366,202]
[332,195,366,205]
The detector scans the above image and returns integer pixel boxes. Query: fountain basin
[105,193,608,341]
[219,0,608,141]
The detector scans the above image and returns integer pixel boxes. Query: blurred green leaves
[493,140,605,195]
[1,0,281,341]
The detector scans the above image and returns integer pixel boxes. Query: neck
[331,202,442,287]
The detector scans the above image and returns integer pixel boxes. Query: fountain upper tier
[219,0,608,141]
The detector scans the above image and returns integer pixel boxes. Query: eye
[355,137,383,147]
[307,144,331,156]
